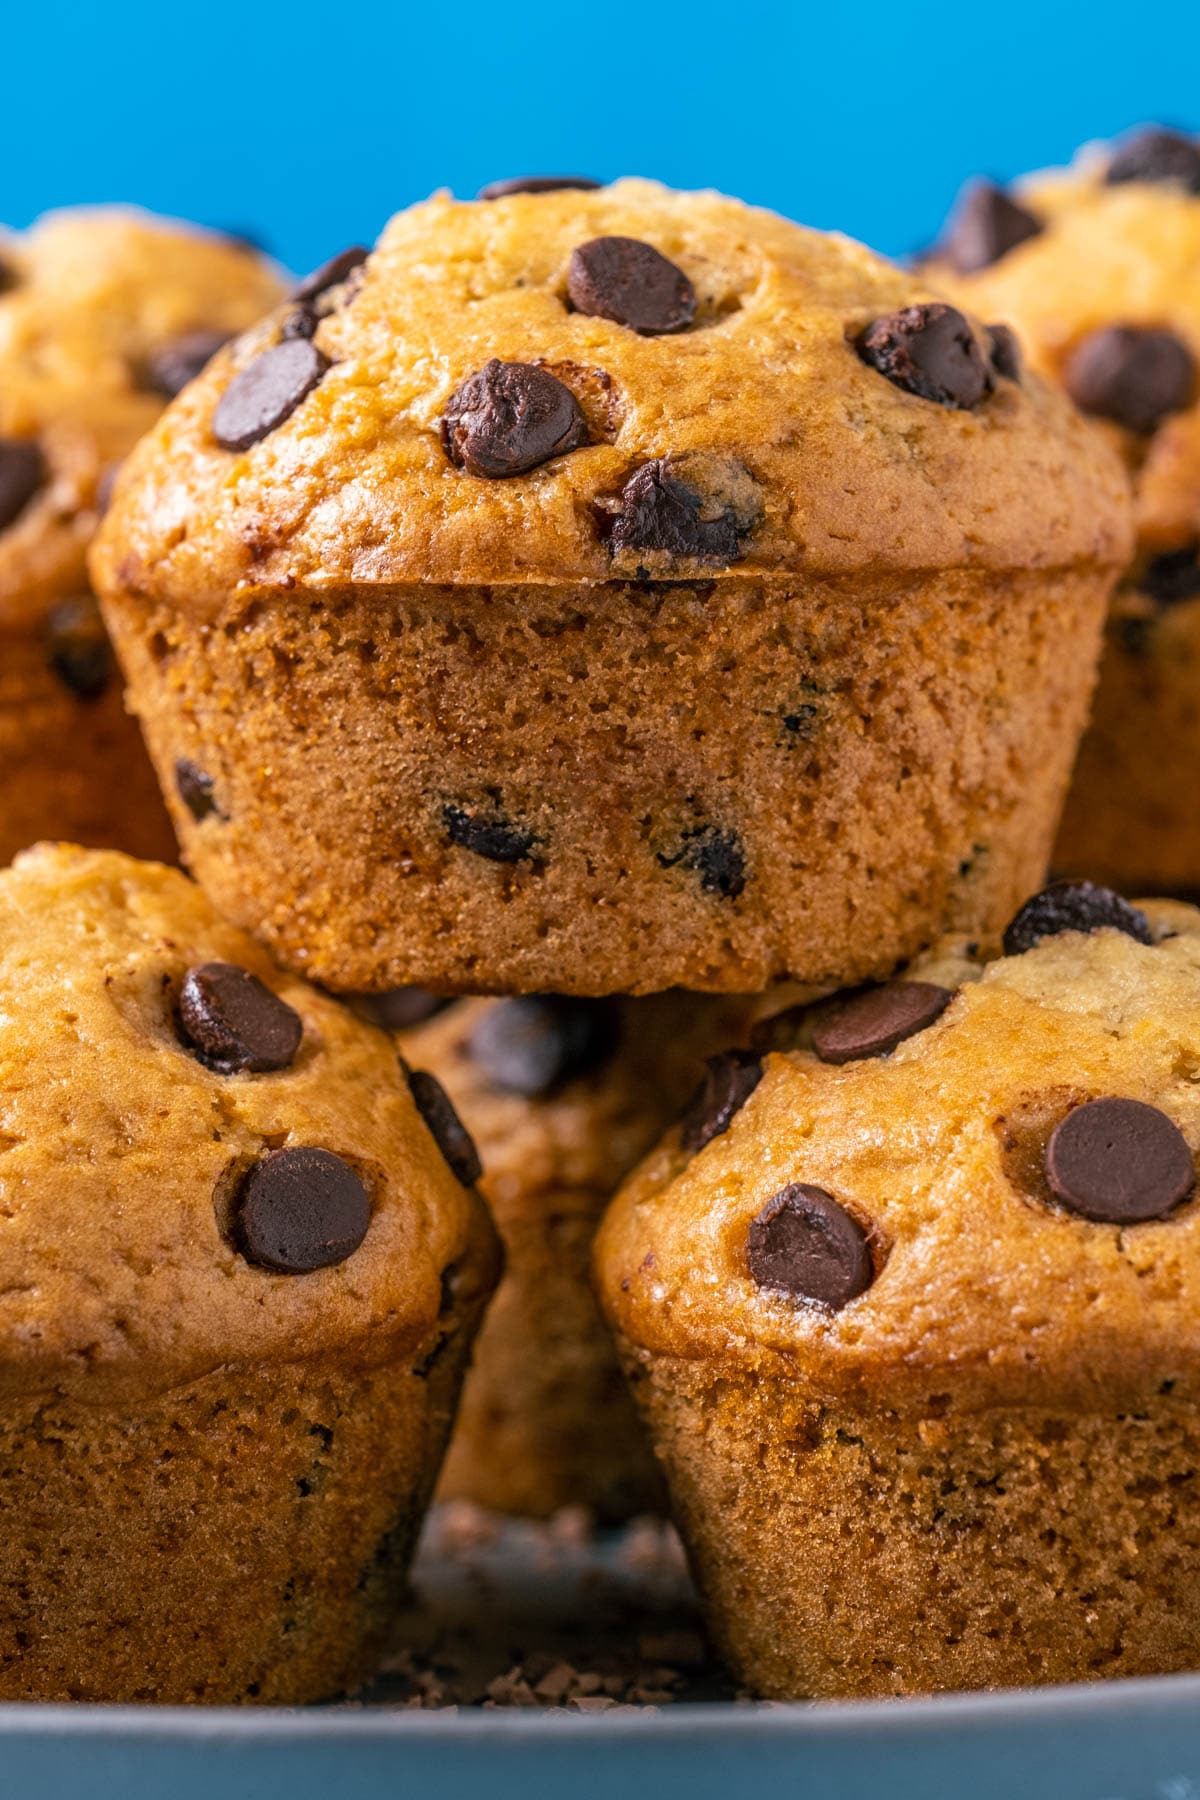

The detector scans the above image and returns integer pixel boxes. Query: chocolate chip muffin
[91,180,1130,996]
[927,128,1200,891]
[388,986,799,1518]
[0,843,498,1703]
[0,207,283,867]
[595,879,1200,1697]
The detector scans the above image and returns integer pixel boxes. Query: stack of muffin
[3,132,1200,1705]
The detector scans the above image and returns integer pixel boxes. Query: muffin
[0,843,499,1703]
[927,127,1200,891]
[91,179,1130,996]
[388,986,797,1518]
[596,879,1200,1698]
[0,207,283,867]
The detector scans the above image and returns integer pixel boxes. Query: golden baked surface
[93,178,1129,612]
[0,844,492,1399]
[596,894,1200,1411]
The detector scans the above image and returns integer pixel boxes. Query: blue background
[9,0,1200,276]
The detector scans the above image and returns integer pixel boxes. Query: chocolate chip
[857,304,993,410]
[351,989,454,1030]
[606,459,747,561]
[292,246,368,304]
[477,176,601,200]
[681,1049,763,1153]
[1002,880,1153,956]
[658,824,746,899]
[1063,327,1195,434]
[45,597,113,701]
[279,304,318,341]
[179,961,302,1074]
[212,339,330,451]
[1045,1098,1194,1224]
[139,329,230,398]
[1106,128,1200,194]
[747,1184,873,1309]
[440,359,589,478]
[233,1147,370,1273]
[442,800,538,863]
[469,996,620,1097]
[0,439,45,531]
[812,981,953,1065]
[987,323,1023,382]
[1142,544,1200,606]
[939,180,1043,274]
[175,757,221,822]
[567,237,696,336]
[405,1066,482,1186]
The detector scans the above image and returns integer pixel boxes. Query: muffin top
[0,207,283,632]
[928,127,1200,581]
[0,845,497,1402]
[596,881,1200,1414]
[92,179,1129,617]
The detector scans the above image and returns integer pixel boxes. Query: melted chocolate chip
[567,236,696,336]
[812,981,953,1065]
[607,459,746,561]
[939,180,1043,274]
[442,800,539,864]
[351,989,455,1030]
[405,1066,482,1186]
[440,359,589,478]
[175,757,221,822]
[45,597,114,701]
[0,439,45,532]
[477,176,601,200]
[292,246,368,304]
[212,339,330,451]
[1106,128,1200,194]
[469,996,620,1097]
[179,961,302,1074]
[1045,1098,1195,1224]
[1003,880,1153,956]
[140,329,230,398]
[987,323,1023,382]
[747,1184,873,1309]
[680,1049,764,1153]
[857,304,993,409]
[1063,327,1195,434]
[1142,544,1200,606]
[233,1147,370,1273]
[658,823,746,899]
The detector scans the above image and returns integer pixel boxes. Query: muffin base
[102,566,1109,994]
[622,1350,1200,1699]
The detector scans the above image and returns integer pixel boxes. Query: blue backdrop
[10,0,1200,276]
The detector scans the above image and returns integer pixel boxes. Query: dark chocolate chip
[469,996,620,1097]
[1106,128,1200,194]
[45,596,114,701]
[747,1184,873,1309]
[440,359,589,478]
[607,459,746,561]
[1002,880,1153,956]
[405,1066,482,1186]
[1045,1098,1194,1224]
[812,981,953,1065]
[939,180,1043,274]
[658,823,746,899]
[179,961,302,1074]
[477,176,602,201]
[292,246,369,304]
[857,303,993,410]
[279,304,318,341]
[1063,326,1195,434]
[175,757,221,822]
[1142,544,1200,606]
[139,329,230,398]
[0,439,45,532]
[567,236,696,336]
[212,339,330,451]
[987,322,1023,382]
[351,989,455,1031]
[233,1146,370,1273]
[681,1049,764,1153]
[442,800,539,863]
